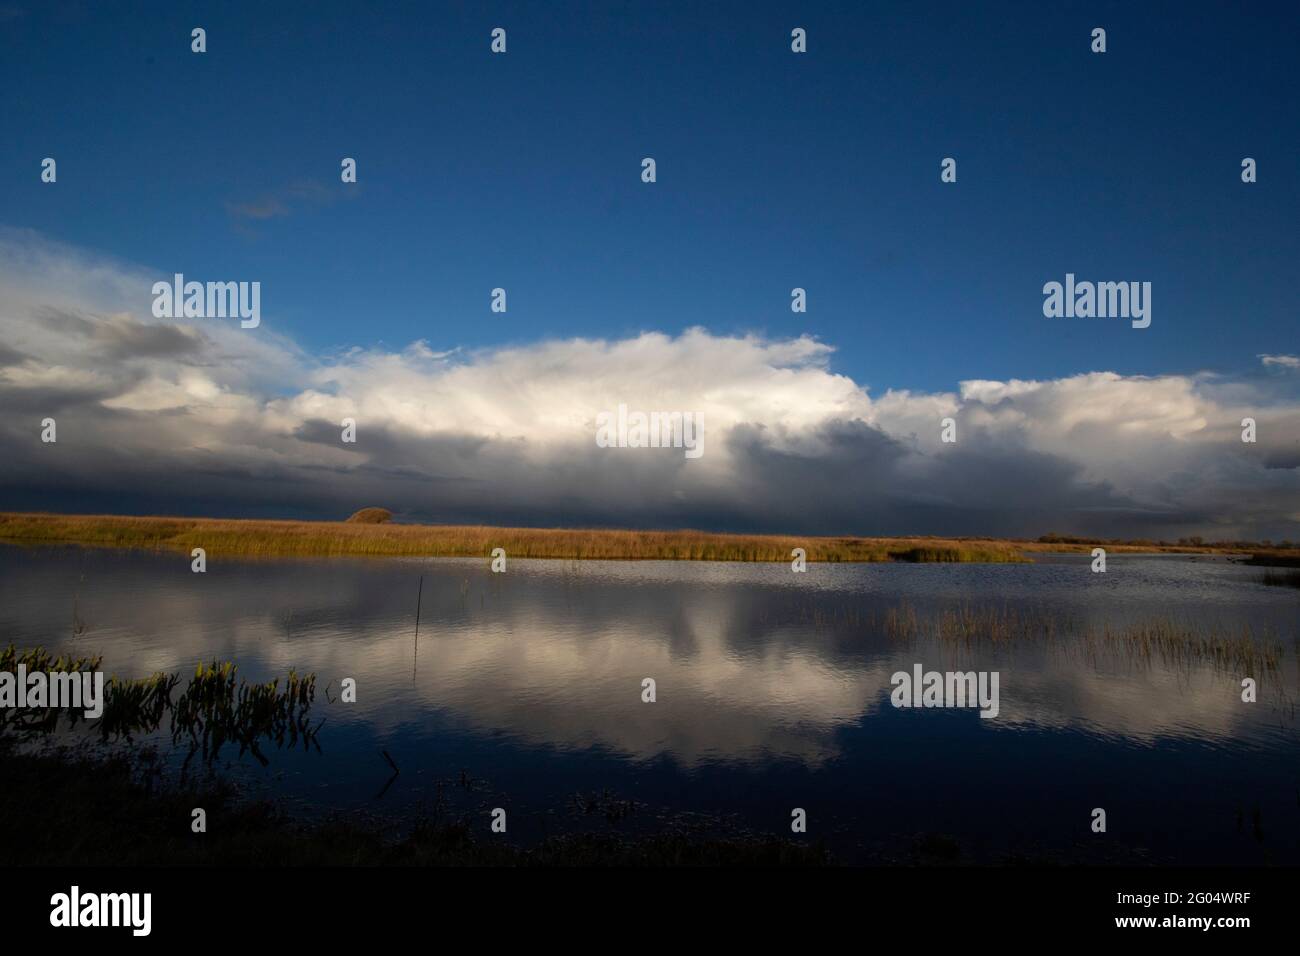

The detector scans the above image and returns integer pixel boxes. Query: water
[2,544,1297,863]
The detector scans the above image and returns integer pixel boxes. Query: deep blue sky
[3,0,1297,393]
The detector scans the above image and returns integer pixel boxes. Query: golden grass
[0,511,1033,563]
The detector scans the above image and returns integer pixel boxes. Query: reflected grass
[878,604,1285,674]
[1,646,320,763]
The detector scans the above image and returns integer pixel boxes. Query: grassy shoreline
[1,511,1296,564]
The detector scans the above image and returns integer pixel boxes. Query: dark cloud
[95,316,205,360]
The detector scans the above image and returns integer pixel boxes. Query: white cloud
[1260,353,1300,369]
[2,229,1298,540]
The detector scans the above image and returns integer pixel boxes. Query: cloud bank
[2,229,1297,539]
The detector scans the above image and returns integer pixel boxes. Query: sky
[1,1,1297,538]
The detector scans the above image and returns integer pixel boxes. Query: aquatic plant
[171,661,320,767]
[884,604,919,642]
[99,672,180,741]
[1091,621,1283,674]
[877,605,1285,674]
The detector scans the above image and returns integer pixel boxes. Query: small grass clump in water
[881,603,1069,646]
[1093,621,1283,674]
[878,605,1284,674]
[933,604,1069,645]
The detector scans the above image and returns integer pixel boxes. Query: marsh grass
[1089,621,1282,674]
[878,604,1285,674]
[934,604,1072,646]
[880,602,1072,646]
[0,512,1028,562]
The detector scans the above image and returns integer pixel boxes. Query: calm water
[2,544,1298,863]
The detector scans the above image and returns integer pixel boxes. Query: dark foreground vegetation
[0,744,831,866]
[0,739,1179,866]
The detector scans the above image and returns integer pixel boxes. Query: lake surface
[2,544,1297,864]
